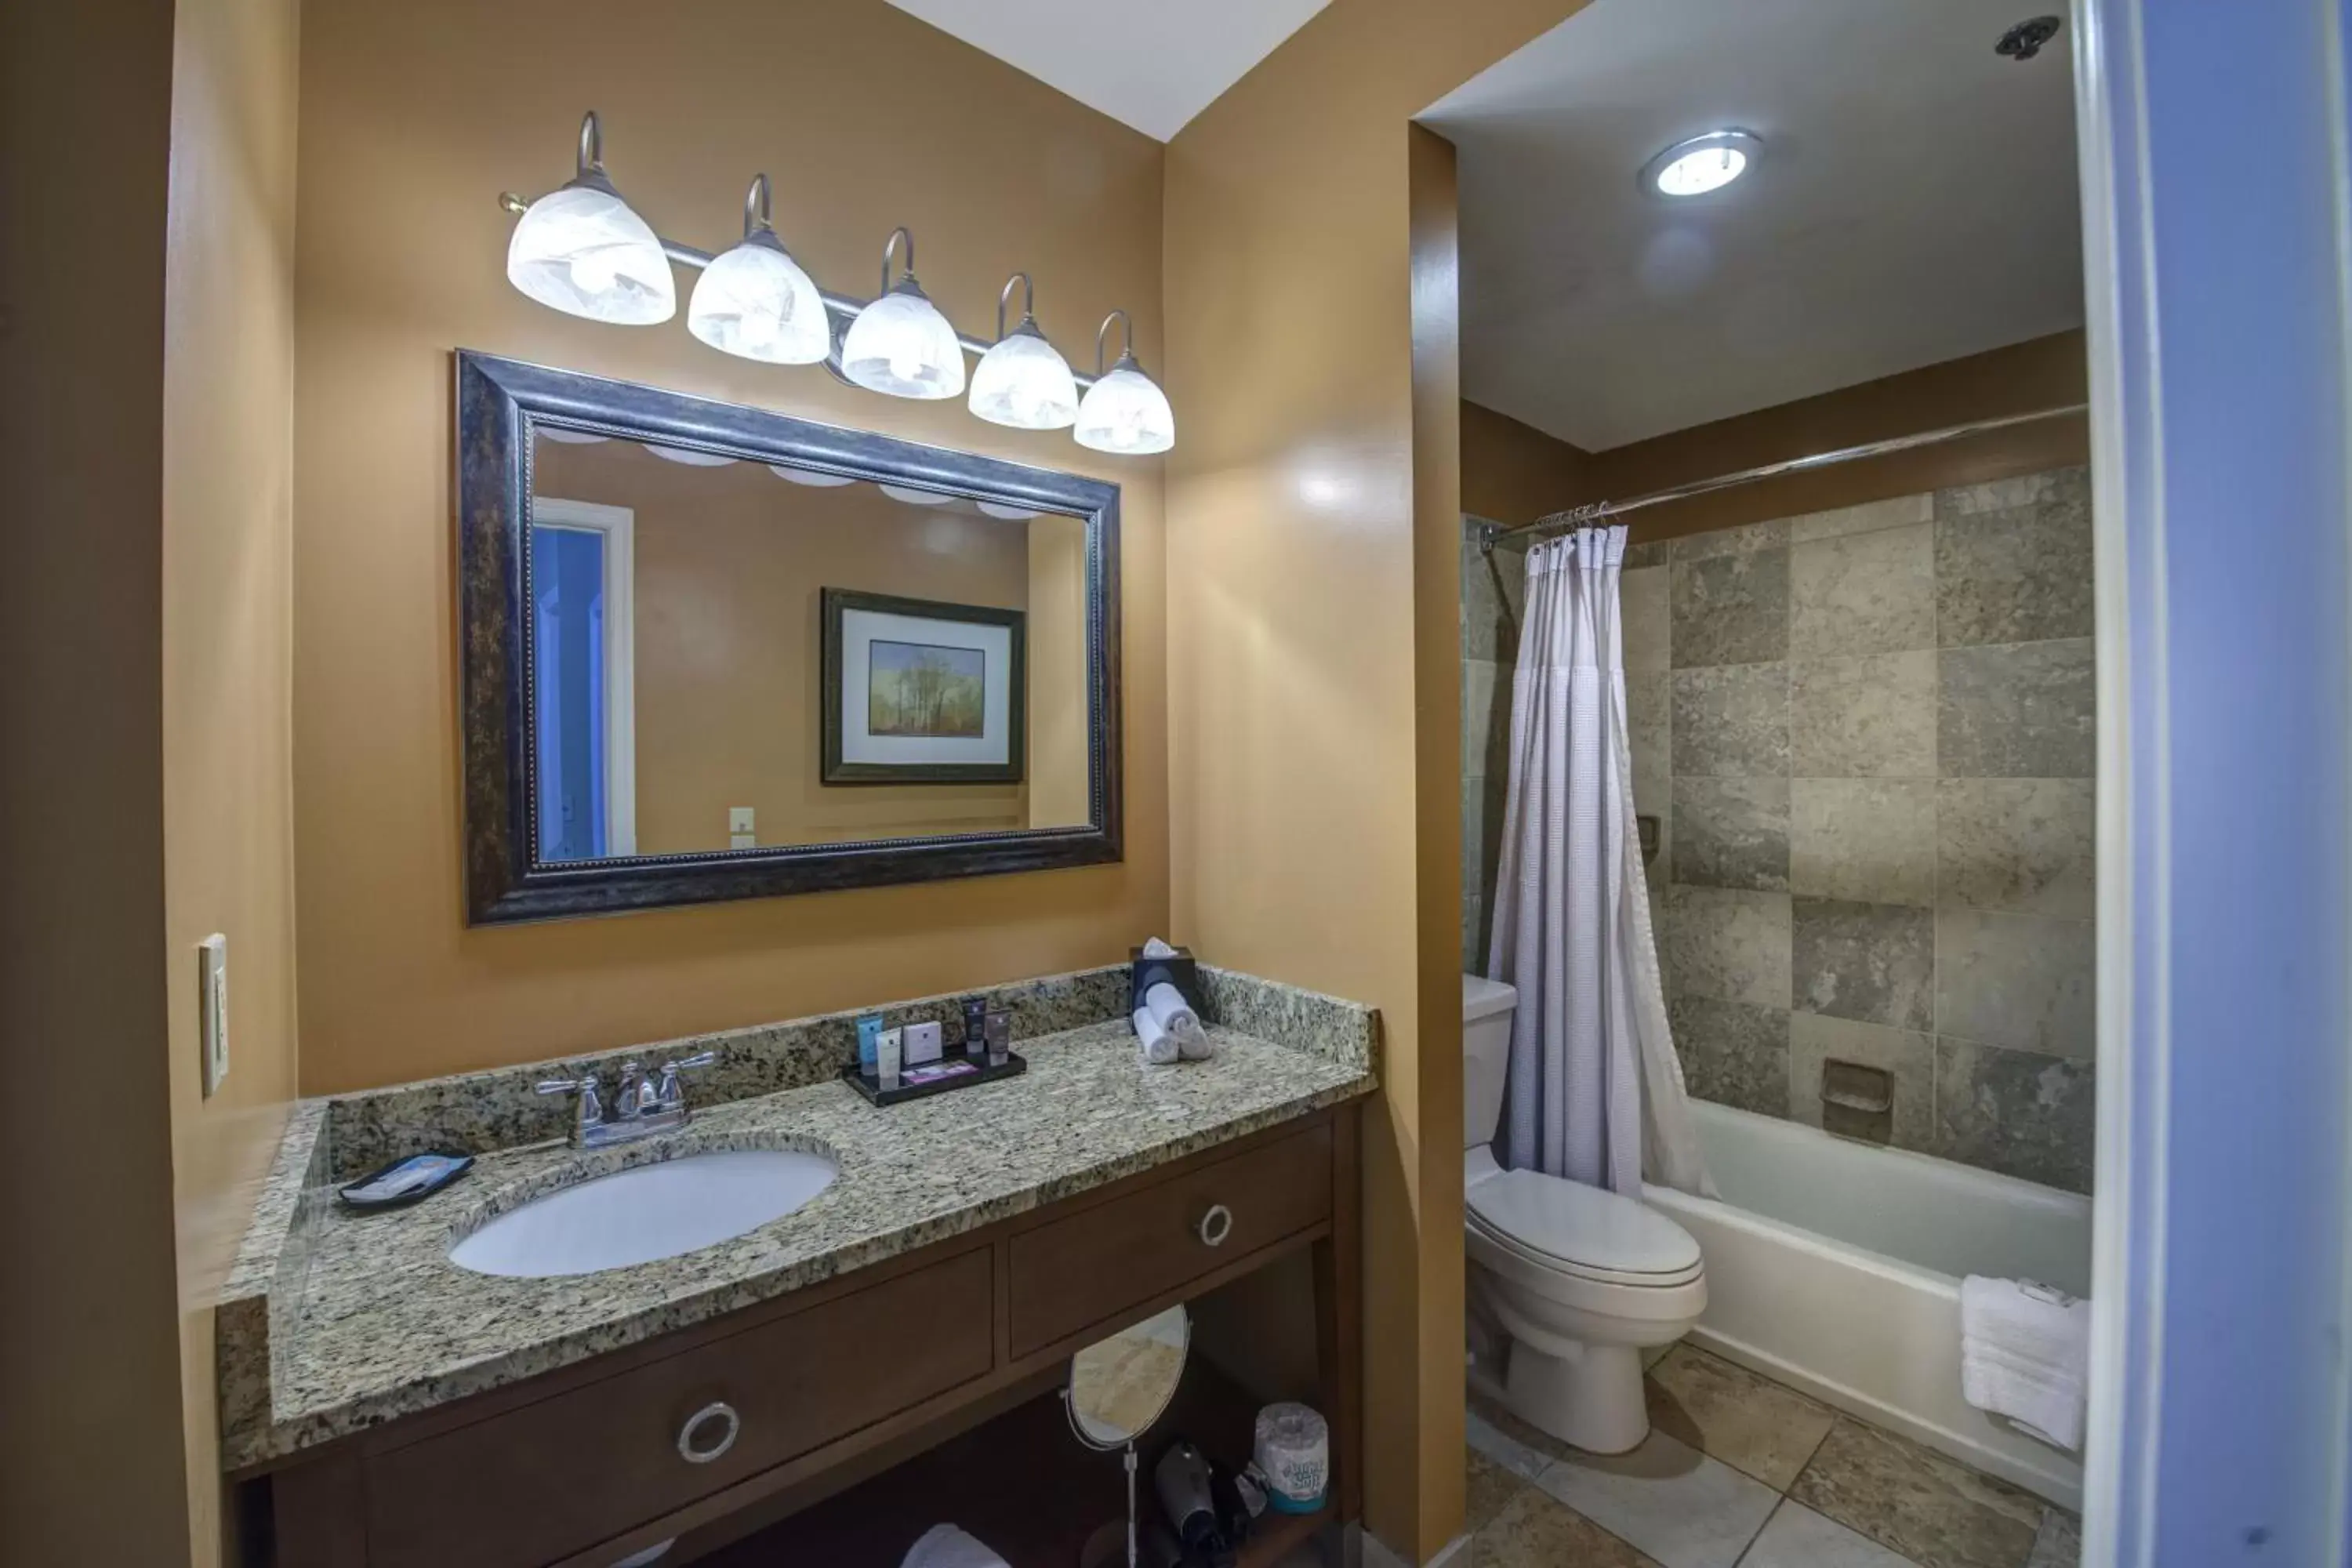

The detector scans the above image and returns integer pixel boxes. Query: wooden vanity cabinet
[259,1106,1362,1568]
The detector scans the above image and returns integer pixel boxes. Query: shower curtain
[1487,525,1711,1198]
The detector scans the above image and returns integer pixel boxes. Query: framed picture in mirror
[821,590,1025,786]
[454,350,1122,924]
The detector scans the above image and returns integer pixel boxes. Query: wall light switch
[198,933,229,1097]
[729,806,756,850]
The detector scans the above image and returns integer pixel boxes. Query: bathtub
[1643,1100,2090,1508]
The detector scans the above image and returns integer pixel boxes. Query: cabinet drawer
[1008,1122,1331,1358]
[361,1248,993,1568]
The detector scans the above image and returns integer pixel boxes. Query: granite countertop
[219,966,1376,1470]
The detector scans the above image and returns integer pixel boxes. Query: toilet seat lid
[1466,1168,1702,1280]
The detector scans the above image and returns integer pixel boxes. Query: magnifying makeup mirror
[1065,1302,1190,1568]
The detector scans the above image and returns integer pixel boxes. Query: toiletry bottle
[877,1027,903,1092]
[984,1008,1011,1067]
[857,1012,884,1076]
[964,996,988,1058]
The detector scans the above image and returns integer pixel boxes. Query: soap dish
[841,1051,1027,1107]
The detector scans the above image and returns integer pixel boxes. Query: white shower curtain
[1487,525,1711,1198]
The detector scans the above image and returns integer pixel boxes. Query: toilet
[1462,974,1707,1454]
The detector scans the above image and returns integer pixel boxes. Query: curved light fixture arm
[880,226,916,294]
[1094,309,1135,376]
[997,272,1036,340]
[577,111,604,179]
[742,173,774,240]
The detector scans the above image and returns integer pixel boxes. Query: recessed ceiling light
[1641,129,1762,198]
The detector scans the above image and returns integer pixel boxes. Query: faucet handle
[656,1051,717,1112]
[535,1075,604,1135]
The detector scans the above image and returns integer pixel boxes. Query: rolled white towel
[1145,981,1214,1060]
[1142,936,1181,958]
[1134,1005,1180,1065]
[1962,1346,2083,1451]
[902,1524,1011,1568]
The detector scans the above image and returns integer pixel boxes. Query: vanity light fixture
[498,112,1175,452]
[686,175,831,365]
[1073,310,1174,456]
[643,444,736,466]
[768,463,857,487]
[878,483,955,506]
[968,274,1080,430]
[538,427,611,445]
[505,112,676,325]
[1642,129,1762,198]
[840,228,966,400]
[978,502,1042,520]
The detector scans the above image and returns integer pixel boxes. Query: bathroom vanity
[221,965,1373,1567]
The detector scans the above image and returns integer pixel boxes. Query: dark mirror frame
[455,350,1123,925]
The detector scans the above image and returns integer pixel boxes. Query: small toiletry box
[1131,944,1200,1018]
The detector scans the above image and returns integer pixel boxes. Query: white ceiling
[885,0,1330,142]
[1424,0,2084,452]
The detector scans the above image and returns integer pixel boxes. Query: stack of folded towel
[1134,937,1214,1065]
[1959,1275,2090,1452]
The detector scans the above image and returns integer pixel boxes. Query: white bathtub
[1644,1100,2091,1508]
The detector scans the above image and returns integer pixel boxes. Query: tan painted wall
[530,439,1067,851]
[0,1,200,1561]
[1461,398,1596,528]
[1584,331,2089,540]
[294,0,1168,1094]
[1163,5,1588,1556]
[161,0,306,1559]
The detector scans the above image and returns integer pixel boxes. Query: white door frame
[531,496,637,857]
[2074,2,2352,1563]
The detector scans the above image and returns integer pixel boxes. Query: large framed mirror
[455,350,1121,924]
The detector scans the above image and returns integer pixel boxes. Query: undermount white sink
[448,1148,839,1279]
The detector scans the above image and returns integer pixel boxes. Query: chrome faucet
[536,1051,717,1149]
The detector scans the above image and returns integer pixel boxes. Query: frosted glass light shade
[841,281,965,399]
[688,235,830,364]
[879,484,953,506]
[768,463,856,487]
[1073,356,1174,455]
[506,183,675,325]
[968,323,1079,429]
[643,443,735,466]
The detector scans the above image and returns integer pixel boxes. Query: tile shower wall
[1462,518,1527,975]
[1632,470,2097,1192]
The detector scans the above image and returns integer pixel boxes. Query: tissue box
[1130,946,1200,1018]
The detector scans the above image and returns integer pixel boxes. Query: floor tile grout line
[1730,1494,1792,1568]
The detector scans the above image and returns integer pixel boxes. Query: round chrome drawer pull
[677,1401,740,1465]
[1197,1203,1235,1248]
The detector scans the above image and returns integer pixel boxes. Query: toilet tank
[1462,975,1518,1150]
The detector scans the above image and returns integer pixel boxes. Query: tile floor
[1464,1344,2081,1568]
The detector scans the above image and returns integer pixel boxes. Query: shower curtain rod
[1477,402,2089,554]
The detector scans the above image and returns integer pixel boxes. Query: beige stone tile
[1674,662,1789,777]
[1663,886,1793,1009]
[1791,524,1936,659]
[1933,1039,2096,1193]
[1673,548,1790,669]
[1789,1014,1936,1152]
[1462,657,1504,780]
[1793,897,1936,1032]
[1674,517,1791,560]
[1742,1501,1919,1567]
[1789,492,1933,542]
[1623,564,1671,674]
[1668,995,1791,1117]
[1934,909,2095,1057]
[1468,1387,1575,1475]
[1643,1345,1836,1489]
[1472,1484,1664,1567]
[2025,1508,2081,1568]
[1936,779,2093,920]
[1629,668,1671,811]
[1791,1417,2043,1568]
[1672,776,1789,893]
[1534,1428,1781,1568]
[1790,779,1936,907]
[1937,641,2096,780]
[1467,1446,1533,1534]
[1791,652,1937,779]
